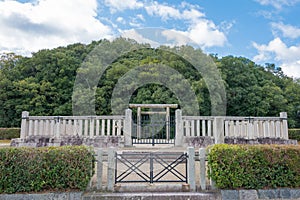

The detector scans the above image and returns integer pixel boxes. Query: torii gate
[129,104,178,145]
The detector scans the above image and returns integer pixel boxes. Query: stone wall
[183,136,297,148]
[184,136,215,147]
[11,135,125,148]
[225,136,298,145]
[221,189,300,200]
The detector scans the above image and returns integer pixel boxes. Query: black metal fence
[132,115,176,145]
[115,152,188,184]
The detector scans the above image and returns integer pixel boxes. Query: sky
[1,0,300,78]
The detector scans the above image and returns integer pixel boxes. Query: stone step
[82,192,221,200]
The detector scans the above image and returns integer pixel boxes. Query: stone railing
[182,116,214,138]
[224,114,288,139]
[12,110,134,147]
[175,110,290,147]
[20,111,125,139]
[14,109,293,147]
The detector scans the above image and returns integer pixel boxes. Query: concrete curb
[1,189,300,200]
[221,189,300,200]
[82,192,221,200]
[0,192,83,200]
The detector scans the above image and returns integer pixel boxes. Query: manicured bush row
[0,128,20,140]
[208,144,300,189]
[289,129,300,141]
[0,146,94,193]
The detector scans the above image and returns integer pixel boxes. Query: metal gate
[132,114,176,145]
[115,152,188,183]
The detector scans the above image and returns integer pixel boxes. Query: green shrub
[289,129,300,141]
[207,144,300,189]
[0,128,20,140]
[0,146,95,193]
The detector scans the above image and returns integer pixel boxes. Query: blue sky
[1,0,300,77]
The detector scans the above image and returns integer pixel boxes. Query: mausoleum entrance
[129,104,178,146]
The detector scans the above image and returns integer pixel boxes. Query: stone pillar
[199,148,206,190]
[213,117,224,144]
[96,149,103,190]
[248,122,254,139]
[166,106,170,140]
[107,147,116,191]
[187,147,196,192]
[90,117,95,138]
[137,107,141,139]
[20,111,29,139]
[55,116,61,138]
[124,109,132,146]
[280,112,288,139]
[175,109,183,147]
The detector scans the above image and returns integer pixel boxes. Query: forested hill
[1,38,300,128]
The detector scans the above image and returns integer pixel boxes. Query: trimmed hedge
[208,144,300,189]
[0,146,95,193]
[0,128,20,140]
[289,129,300,141]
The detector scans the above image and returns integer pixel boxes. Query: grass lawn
[0,140,11,147]
[0,140,10,144]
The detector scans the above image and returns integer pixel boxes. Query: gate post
[175,109,183,146]
[107,147,116,191]
[187,147,196,191]
[280,112,288,139]
[124,109,132,146]
[199,148,206,190]
[96,149,103,190]
[213,117,225,144]
[20,111,29,139]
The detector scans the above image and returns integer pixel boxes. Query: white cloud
[161,30,193,47]
[136,14,145,22]
[159,19,227,49]
[116,17,125,24]
[254,0,300,9]
[182,8,205,22]
[271,22,300,39]
[104,0,143,13]
[145,1,205,23]
[187,20,227,48]
[253,38,300,77]
[0,0,230,56]
[120,29,160,47]
[144,1,227,48]
[145,2,181,21]
[0,0,111,56]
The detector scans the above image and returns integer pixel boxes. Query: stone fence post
[96,149,103,190]
[20,111,29,139]
[175,109,183,146]
[54,116,61,138]
[213,117,225,144]
[187,147,196,191]
[124,109,132,146]
[107,147,116,191]
[280,112,288,139]
[199,148,206,190]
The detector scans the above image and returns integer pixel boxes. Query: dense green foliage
[289,129,300,141]
[0,128,20,140]
[1,38,300,127]
[208,144,300,189]
[0,146,94,193]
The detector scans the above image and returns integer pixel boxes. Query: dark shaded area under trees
[1,38,300,128]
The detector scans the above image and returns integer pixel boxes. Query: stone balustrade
[20,111,125,139]
[13,109,293,147]
[224,113,288,140]
[175,110,290,147]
